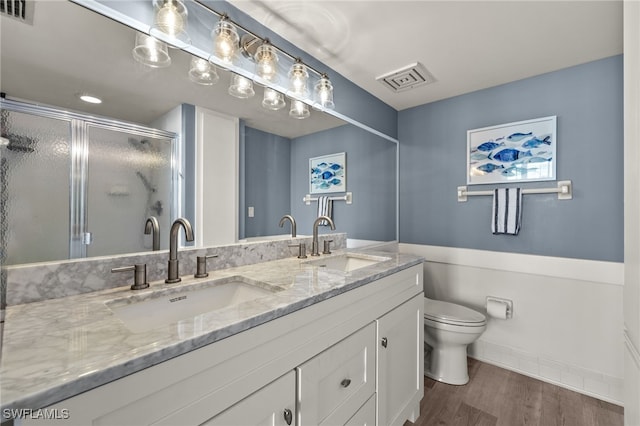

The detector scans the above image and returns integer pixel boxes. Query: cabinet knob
[381,337,388,348]
[283,408,293,425]
[340,378,351,388]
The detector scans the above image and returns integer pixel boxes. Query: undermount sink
[106,276,278,333]
[305,253,391,272]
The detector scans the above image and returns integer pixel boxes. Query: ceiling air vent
[1,0,33,24]
[376,62,436,93]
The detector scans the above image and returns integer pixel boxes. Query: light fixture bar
[192,1,328,79]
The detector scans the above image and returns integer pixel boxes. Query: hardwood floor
[406,358,623,426]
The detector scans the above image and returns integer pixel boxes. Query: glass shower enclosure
[0,98,178,266]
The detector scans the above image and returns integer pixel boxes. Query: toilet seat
[424,299,486,327]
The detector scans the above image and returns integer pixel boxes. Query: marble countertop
[0,249,423,412]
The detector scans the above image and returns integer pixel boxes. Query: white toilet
[423,298,487,385]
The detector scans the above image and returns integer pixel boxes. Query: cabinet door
[377,294,424,426]
[203,370,296,426]
[344,394,376,426]
[298,322,376,426]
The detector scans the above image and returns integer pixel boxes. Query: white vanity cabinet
[22,264,423,426]
[377,294,424,426]
[297,322,376,425]
[202,370,296,426]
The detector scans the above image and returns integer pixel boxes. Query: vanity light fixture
[262,88,286,110]
[189,56,219,85]
[289,59,309,96]
[151,0,190,48]
[132,32,171,68]
[289,99,310,119]
[212,14,239,64]
[314,73,335,110]
[254,40,279,82]
[228,73,255,99]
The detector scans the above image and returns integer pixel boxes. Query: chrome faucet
[311,215,335,256]
[278,214,297,237]
[144,216,160,251]
[166,218,194,283]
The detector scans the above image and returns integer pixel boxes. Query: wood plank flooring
[406,358,623,426]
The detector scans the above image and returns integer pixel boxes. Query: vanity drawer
[297,322,376,425]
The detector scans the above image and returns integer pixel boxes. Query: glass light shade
[212,19,239,63]
[288,61,309,96]
[314,75,335,109]
[189,57,219,85]
[132,33,171,68]
[262,88,286,110]
[154,0,185,37]
[289,99,310,119]
[254,43,279,82]
[228,74,255,99]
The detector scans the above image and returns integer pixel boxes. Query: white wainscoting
[399,243,624,405]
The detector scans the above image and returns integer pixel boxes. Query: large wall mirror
[0,0,398,268]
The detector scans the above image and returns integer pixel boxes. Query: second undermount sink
[106,276,278,333]
[305,253,391,272]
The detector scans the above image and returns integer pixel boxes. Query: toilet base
[424,344,470,386]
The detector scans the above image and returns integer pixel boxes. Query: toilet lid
[424,299,486,325]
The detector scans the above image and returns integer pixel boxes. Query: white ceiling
[228,0,623,111]
[0,0,623,136]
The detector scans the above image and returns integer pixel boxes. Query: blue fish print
[329,163,342,171]
[476,141,505,152]
[511,156,552,166]
[320,170,335,180]
[329,178,342,185]
[507,132,533,142]
[489,148,532,162]
[470,152,489,161]
[521,135,551,149]
[501,167,528,177]
[476,163,504,174]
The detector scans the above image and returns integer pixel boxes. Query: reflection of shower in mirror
[136,171,157,193]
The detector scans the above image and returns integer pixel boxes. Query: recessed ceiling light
[78,94,102,104]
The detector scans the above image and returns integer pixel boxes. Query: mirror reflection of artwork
[467,116,557,185]
[310,152,346,194]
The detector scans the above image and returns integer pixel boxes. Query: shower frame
[0,98,180,261]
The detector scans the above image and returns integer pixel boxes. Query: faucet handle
[323,240,334,255]
[111,264,150,290]
[195,254,218,278]
[289,243,307,259]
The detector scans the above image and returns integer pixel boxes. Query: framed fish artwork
[310,152,347,194]
[467,116,557,185]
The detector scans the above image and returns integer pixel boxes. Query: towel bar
[303,192,353,205]
[457,180,572,202]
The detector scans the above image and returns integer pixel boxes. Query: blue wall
[291,125,397,241]
[398,56,623,262]
[241,126,292,238]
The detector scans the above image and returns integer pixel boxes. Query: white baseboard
[470,339,624,405]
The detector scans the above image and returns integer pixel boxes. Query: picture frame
[310,152,346,194]
[467,116,557,185]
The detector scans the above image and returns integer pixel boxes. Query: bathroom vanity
[1,249,423,426]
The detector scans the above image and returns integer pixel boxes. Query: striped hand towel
[492,188,522,235]
[317,196,333,226]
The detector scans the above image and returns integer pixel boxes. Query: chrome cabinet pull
[283,408,293,425]
[381,337,388,348]
[341,378,351,388]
